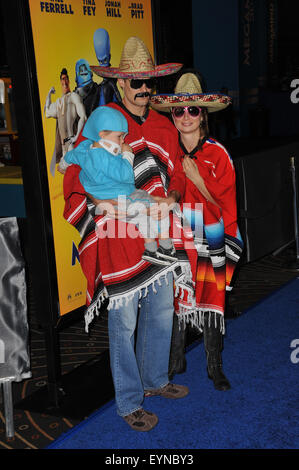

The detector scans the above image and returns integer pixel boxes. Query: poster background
[28,0,154,315]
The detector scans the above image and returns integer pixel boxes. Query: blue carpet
[48,279,299,449]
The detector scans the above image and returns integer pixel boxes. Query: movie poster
[28,0,154,315]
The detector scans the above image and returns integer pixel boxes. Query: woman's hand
[182,156,202,186]
[182,156,220,207]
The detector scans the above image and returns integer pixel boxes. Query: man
[45,68,86,176]
[64,37,192,432]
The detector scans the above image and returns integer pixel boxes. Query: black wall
[151,0,194,93]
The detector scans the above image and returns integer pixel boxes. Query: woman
[150,73,244,391]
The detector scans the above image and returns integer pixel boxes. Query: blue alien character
[93,28,121,106]
[75,59,101,117]
[93,28,111,67]
[75,29,121,117]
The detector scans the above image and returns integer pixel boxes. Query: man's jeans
[108,271,174,417]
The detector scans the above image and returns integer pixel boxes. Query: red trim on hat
[90,63,182,79]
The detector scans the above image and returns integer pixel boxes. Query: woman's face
[172,106,203,136]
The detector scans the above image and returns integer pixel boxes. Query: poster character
[74,59,102,118]
[44,68,87,176]
[92,28,122,105]
[74,29,121,118]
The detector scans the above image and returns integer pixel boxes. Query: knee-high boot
[168,313,187,380]
[203,313,230,391]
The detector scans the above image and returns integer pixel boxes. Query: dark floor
[0,244,298,449]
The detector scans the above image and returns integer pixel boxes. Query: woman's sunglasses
[129,78,156,89]
[172,106,202,118]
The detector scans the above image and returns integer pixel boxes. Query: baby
[59,106,177,266]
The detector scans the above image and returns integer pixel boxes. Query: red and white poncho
[63,104,197,331]
[168,137,244,332]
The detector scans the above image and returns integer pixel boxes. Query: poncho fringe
[84,260,195,333]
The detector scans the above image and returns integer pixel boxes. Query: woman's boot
[203,313,230,391]
[168,313,187,380]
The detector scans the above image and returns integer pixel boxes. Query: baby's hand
[122,143,133,153]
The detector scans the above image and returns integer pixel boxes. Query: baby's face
[105,131,125,147]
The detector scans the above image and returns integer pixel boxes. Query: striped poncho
[168,137,244,333]
[63,103,198,331]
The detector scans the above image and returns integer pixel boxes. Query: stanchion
[286,156,299,270]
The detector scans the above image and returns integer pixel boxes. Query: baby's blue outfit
[64,139,136,199]
[63,139,162,237]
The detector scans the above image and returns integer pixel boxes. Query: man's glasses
[172,106,202,118]
[129,78,156,89]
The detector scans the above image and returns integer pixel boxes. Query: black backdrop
[233,142,298,263]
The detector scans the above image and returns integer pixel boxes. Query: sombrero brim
[150,93,231,113]
[90,63,183,79]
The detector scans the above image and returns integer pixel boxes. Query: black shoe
[142,249,173,266]
[156,245,177,262]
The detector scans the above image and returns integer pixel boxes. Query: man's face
[118,78,153,110]
[61,74,70,94]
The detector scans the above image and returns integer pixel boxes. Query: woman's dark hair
[197,107,209,150]
[200,107,209,134]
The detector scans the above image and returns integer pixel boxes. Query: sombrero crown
[91,36,182,79]
[150,72,231,113]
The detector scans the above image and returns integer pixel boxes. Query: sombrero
[90,36,183,79]
[150,73,231,113]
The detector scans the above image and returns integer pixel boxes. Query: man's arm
[86,193,126,219]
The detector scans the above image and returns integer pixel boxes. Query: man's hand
[57,165,66,175]
[87,194,127,219]
[149,195,177,220]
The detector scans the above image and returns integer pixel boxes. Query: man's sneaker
[156,245,178,262]
[144,382,189,399]
[123,408,158,432]
[142,249,173,266]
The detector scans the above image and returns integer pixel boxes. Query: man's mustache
[134,92,150,100]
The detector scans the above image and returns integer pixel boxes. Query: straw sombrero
[150,73,231,113]
[90,36,183,79]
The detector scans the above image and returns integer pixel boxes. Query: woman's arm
[182,156,220,207]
